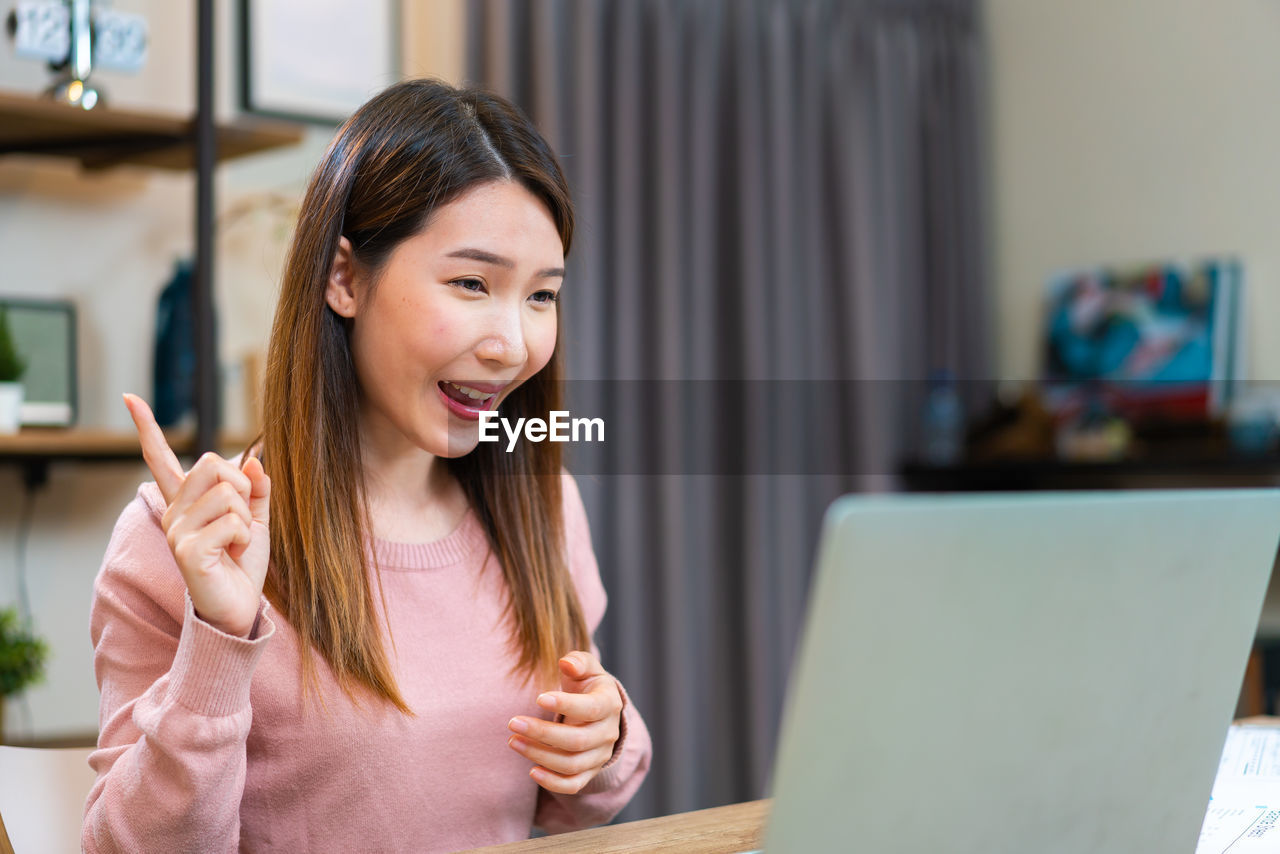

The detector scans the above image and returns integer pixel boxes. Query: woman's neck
[357,414,469,544]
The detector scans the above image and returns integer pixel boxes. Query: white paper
[1197,726,1280,853]
[1214,727,1280,783]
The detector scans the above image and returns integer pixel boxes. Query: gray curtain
[468,0,989,821]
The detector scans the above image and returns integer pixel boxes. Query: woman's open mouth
[437,381,501,420]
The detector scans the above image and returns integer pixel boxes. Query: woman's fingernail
[509,717,529,734]
[537,693,557,711]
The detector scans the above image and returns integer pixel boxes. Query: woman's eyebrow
[446,247,564,278]
[447,247,512,267]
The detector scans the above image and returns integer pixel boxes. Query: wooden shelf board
[0,91,304,170]
[0,428,257,461]
[899,455,1280,491]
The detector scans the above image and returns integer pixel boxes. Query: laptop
[764,490,1280,853]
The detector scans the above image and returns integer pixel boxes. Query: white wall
[986,0,1280,381]
[985,0,1280,636]
[0,0,464,741]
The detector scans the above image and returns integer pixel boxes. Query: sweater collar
[369,508,489,570]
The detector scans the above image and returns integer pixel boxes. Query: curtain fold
[468,0,989,821]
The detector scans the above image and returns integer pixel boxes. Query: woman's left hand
[507,651,624,794]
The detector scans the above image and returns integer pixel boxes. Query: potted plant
[0,607,48,741]
[0,307,27,433]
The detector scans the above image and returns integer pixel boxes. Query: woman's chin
[437,426,483,458]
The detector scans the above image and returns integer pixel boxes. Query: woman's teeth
[447,382,496,403]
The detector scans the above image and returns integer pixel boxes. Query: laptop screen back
[766,490,1280,853]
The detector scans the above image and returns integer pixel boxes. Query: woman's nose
[474,306,528,367]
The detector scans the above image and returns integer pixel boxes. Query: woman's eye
[452,277,486,293]
[530,290,560,305]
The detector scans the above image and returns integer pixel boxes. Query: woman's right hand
[124,393,271,638]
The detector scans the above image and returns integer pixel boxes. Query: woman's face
[327,179,564,459]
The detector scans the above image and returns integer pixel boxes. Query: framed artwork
[0,297,77,427]
[240,0,401,125]
[1042,257,1242,421]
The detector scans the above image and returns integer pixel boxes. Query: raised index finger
[123,393,185,503]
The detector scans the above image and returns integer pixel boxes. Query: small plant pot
[0,382,23,434]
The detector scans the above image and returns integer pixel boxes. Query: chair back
[0,745,96,854]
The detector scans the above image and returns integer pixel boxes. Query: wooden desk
[459,799,770,854]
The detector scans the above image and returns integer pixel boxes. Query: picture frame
[1041,257,1243,421]
[239,0,401,125]
[0,297,78,427]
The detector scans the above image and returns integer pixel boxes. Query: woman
[83,79,651,853]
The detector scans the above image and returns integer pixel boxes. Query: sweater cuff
[166,594,274,717]
[581,678,633,795]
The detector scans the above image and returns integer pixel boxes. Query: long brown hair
[260,79,589,712]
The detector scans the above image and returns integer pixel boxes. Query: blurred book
[1042,258,1242,422]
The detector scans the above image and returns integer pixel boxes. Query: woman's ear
[325,236,360,318]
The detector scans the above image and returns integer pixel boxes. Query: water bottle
[922,371,963,466]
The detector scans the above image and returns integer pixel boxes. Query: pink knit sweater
[83,474,651,853]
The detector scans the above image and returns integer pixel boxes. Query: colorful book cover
[1042,258,1242,420]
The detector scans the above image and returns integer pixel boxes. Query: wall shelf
[0,90,303,170]
[0,428,258,492]
[900,455,1280,491]
[0,428,256,462]
[1,32,303,456]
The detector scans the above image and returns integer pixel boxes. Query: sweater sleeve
[533,474,653,834]
[82,483,275,854]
